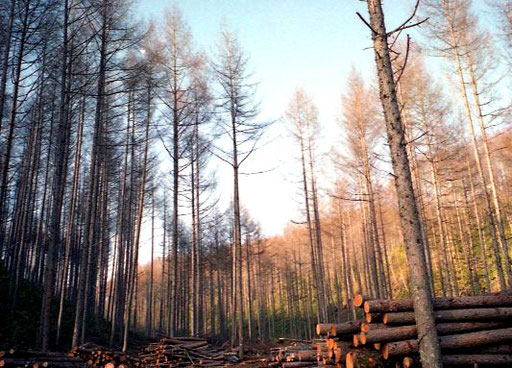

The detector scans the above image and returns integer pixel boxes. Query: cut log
[382,327,512,358]
[328,321,363,336]
[383,312,414,325]
[361,322,509,344]
[345,352,354,368]
[403,356,416,368]
[442,354,512,365]
[352,335,360,347]
[384,307,512,324]
[334,348,345,363]
[316,324,335,336]
[281,362,315,368]
[478,344,512,354]
[353,294,372,308]
[364,292,512,313]
[364,313,383,324]
[295,350,317,362]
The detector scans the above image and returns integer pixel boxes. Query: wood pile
[352,290,512,367]
[139,336,240,367]
[268,335,384,368]
[269,339,335,368]
[270,290,512,368]
[70,342,139,367]
[0,348,91,367]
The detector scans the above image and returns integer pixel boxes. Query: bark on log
[364,313,383,324]
[360,323,387,332]
[290,350,317,362]
[316,324,335,336]
[365,293,512,313]
[384,307,512,324]
[281,362,315,368]
[361,322,509,344]
[442,354,512,365]
[477,344,512,354]
[383,327,512,358]
[327,320,363,336]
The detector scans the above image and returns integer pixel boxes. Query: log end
[361,323,370,333]
[359,332,366,345]
[354,294,364,308]
[352,335,359,347]
[382,344,389,360]
[368,357,376,367]
[363,301,370,314]
[346,352,354,368]
[365,313,372,324]
[403,356,414,368]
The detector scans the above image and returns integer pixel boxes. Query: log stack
[0,348,92,367]
[70,342,139,367]
[353,291,512,367]
[268,322,387,368]
[139,336,240,367]
[274,291,512,368]
[269,339,335,368]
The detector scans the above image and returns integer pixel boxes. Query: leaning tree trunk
[365,1,442,367]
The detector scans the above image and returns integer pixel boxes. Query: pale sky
[133,0,492,264]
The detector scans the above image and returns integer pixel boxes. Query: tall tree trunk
[72,2,108,346]
[466,52,511,282]
[122,83,152,352]
[365,1,442,366]
[445,10,507,289]
[40,0,71,350]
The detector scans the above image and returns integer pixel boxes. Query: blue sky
[133,1,503,265]
[133,1,416,242]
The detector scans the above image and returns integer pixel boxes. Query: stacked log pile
[270,291,512,368]
[269,326,385,368]
[70,342,138,367]
[0,349,91,367]
[353,291,512,367]
[139,336,240,367]
[269,339,336,368]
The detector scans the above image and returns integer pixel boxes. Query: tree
[160,7,195,335]
[339,71,388,299]
[212,29,266,355]
[362,1,443,366]
[422,0,511,289]
[285,88,328,322]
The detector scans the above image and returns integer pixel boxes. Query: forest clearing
[1,0,512,367]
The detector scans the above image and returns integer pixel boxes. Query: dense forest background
[0,0,512,355]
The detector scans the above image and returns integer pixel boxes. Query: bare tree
[361,1,442,366]
[285,88,328,322]
[212,29,266,357]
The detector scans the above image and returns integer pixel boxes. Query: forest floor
[0,336,277,367]
[0,266,275,367]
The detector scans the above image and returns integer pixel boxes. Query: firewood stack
[139,336,240,367]
[315,321,385,368]
[271,290,512,368]
[352,290,512,367]
[269,339,335,368]
[269,324,386,368]
[0,348,91,367]
[70,342,139,367]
